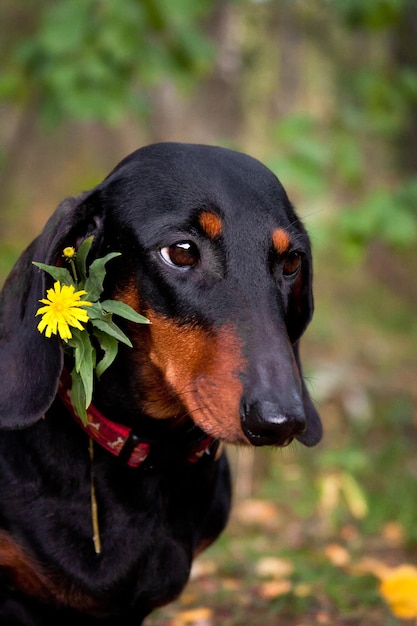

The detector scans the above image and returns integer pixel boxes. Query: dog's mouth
[241,427,295,448]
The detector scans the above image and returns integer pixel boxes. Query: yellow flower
[63,246,76,259]
[36,281,92,340]
[380,564,417,619]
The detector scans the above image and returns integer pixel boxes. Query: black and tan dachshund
[0,143,322,624]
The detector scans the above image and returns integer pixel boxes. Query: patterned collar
[58,375,219,468]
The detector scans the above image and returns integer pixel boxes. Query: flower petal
[36,281,92,340]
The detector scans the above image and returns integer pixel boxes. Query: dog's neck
[58,372,219,469]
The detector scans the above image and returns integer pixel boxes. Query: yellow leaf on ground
[177,607,213,623]
[350,556,391,579]
[258,579,292,599]
[380,564,417,619]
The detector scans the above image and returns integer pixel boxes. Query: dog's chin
[194,423,296,448]
[190,419,246,446]
[246,435,295,448]
[187,401,322,449]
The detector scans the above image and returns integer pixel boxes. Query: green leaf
[341,472,369,519]
[67,328,95,409]
[84,252,121,301]
[67,331,86,372]
[70,367,88,425]
[78,338,96,409]
[90,316,132,347]
[94,330,119,378]
[75,236,94,283]
[88,301,110,322]
[100,299,150,324]
[88,301,133,346]
[32,262,73,285]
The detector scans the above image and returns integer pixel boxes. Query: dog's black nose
[241,399,307,447]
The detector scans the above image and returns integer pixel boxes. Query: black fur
[0,143,321,623]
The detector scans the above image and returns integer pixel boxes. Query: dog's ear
[0,192,102,429]
[285,231,322,447]
[293,342,322,447]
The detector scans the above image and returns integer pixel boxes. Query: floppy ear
[286,231,322,446]
[293,341,322,447]
[0,192,102,430]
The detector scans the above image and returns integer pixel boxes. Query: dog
[0,143,322,624]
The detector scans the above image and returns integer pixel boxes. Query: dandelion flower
[36,281,92,340]
[63,246,76,259]
[380,564,417,619]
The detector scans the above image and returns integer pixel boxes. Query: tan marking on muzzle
[143,311,247,443]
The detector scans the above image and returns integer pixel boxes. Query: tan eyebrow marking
[272,228,291,255]
[199,211,223,239]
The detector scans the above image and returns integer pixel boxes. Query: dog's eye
[283,251,302,277]
[160,241,200,269]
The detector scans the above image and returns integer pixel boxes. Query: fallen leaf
[255,556,294,579]
[316,611,331,624]
[176,607,213,625]
[179,591,199,606]
[340,473,368,519]
[258,579,292,599]
[319,472,368,520]
[351,556,392,579]
[382,521,405,547]
[324,543,350,567]
[233,498,279,528]
[379,564,417,619]
[190,559,217,580]
[319,474,340,515]
[222,578,241,591]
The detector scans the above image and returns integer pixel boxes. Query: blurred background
[1,1,416,624]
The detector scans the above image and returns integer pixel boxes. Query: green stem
[70,259,78,282]
[89,439,102,554]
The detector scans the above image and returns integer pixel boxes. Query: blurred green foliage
[0,0,213,124]
[332,0,411,29]
[0,0,416,275]
[268,112,417,257]
[266,0,417,258]
[338,180,417,254]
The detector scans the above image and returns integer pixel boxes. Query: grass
[146,391,416,625]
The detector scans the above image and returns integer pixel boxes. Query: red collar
[58,376,217,468]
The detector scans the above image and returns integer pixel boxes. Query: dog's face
[0,143,321,448]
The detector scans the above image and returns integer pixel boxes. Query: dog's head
[0,143,321,447]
